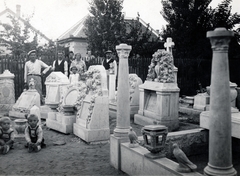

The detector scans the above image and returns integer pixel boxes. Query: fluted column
[114,44,132,137]
[204,28,236,176]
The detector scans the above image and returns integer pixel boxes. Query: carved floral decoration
[146,49,174,83]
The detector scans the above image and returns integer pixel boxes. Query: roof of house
[57,15,160,43]
[0,8,51,42]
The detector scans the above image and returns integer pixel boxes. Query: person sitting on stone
[0,117,14,154]
[25,114,45,153]
[70,53,87,80]
[52,51,68,76]
[69,65,80,86]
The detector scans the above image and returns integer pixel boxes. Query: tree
[85,0,126,57]
[160,0,240,59]
[0,14,39,56]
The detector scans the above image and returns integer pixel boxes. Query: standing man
[24,50,52,105]
[52,51,68,76]
[102,50,117,89]
[66,51,74,77]
[84,50,95,70]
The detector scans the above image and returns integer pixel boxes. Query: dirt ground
[0,116,140,176]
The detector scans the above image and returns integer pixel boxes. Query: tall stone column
[204,28,237,176]
[114,43,132,137]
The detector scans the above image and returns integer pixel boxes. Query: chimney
[16,5,21,18]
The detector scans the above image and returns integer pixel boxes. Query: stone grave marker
[73,65,110,142]
[0,70,15,114]
[9,78,40,118]
[134,49,180,131]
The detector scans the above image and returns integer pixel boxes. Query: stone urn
[14,119,28,135]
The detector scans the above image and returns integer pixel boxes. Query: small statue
[28,78,36,90]
[173,143,197,173]
[128,126,139,148]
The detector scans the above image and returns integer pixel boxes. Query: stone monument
[134,49,180,131]
[109,74,143,118]
[0,70,15,114]
[203,28,237,176]
[73,65,110,142]
[9,78,40,119]
[46,85,79,134]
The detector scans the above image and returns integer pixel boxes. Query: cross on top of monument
[164,37,175,54]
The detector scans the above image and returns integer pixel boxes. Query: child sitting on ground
[0,117,14,154]
[25,114,45,153]
[69,65,80,85]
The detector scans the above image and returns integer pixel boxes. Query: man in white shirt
[24,50,52,105]
[52,51,68,76]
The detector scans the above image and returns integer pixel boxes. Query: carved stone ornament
[116,43,132,59]
[46,75,61,82]
[146,49,175,83]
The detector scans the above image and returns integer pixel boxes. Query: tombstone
[46,85,79,134]
[134,49,180,131]
[0,70,15,114]
[9,78,40,119]
[73,65,110,142]
[193,93,210,111]
[109,60,117,100]
[42,72,70,119]
[109,74,143,118]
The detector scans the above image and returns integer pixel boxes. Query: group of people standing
[24,49,117,105]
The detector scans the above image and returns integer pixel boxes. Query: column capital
[207,28,234,52]
[116,43,132,59]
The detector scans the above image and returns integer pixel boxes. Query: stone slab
[200,111,240,139]
[120,142,202,176]
[73,123,110,142]
[46,114,76,134]
[110,135,129,170]
[134,113,179,132]
[9,111,27,119]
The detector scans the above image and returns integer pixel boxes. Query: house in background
[57,15,160,58]
[0,5,51,55]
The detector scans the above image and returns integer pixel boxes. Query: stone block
[193,93,210,111]
[40,105,52,119]
[46,114,76,134]
[120,143,202,176]
[200,111,240,139]
[110,135,129,170]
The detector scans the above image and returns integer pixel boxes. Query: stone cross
[114,43,132,138]
[164,37,175,54]
[204,28,237,176]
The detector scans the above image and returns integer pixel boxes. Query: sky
[0,0,239,41]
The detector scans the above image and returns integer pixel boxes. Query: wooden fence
[0,55,240,100]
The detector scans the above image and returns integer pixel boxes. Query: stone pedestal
[203,28,237,176]
[0,70,15,113]
[134,81,179,131]
[46,86,79,134]
[109,74,116,101]
[193,93,210,111]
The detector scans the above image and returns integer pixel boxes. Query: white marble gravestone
[73,65,110,142]
[46,85,78,134]
[134,49,180,131]
[45,72,70,105]
[9,78,40,118]
[109,74,143,118]
[0,70,15,113]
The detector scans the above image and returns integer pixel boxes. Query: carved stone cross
[164,37,175,54]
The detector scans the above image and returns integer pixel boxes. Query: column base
[204,164,237,176]
[114,127,129,138]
